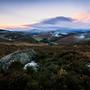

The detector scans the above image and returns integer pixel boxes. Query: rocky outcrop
[0,49,36,70]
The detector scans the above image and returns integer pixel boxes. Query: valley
[0,29,90,46]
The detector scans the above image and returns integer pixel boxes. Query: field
[0,44,90,90]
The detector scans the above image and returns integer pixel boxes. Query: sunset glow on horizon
[0,0,90,30]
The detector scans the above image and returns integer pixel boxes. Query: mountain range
[0,16,90,45]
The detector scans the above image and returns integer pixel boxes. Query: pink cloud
[74,12,90,22]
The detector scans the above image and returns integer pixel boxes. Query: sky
[0,0,90,29]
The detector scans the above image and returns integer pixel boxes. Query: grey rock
[24,61,39,70]
[0,49,36,70]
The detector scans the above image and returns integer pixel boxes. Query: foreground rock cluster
[0,49,37,70]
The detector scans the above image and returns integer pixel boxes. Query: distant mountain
[0,16,90,45]
[41,16,74,24]
[4,16,90,33]
[30,16,90,33]
[0,29,37,43]
[0,28,90,45]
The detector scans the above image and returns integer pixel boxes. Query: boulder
[0,49,36,70]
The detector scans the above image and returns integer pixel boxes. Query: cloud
[74,12,90,22]
[41,16,74,24]
[1,16,90,31]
